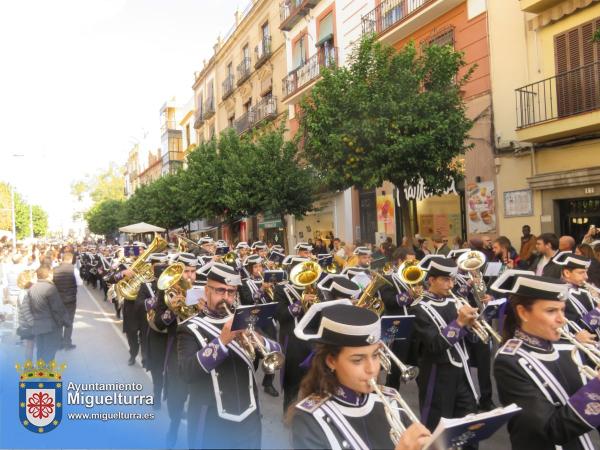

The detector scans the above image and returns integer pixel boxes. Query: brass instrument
[559,325,600,380]
[17,270,36,289]
[290,261,323,312]
[381,262,394,276]
[221,251,238,268]
[355,271,392,316]
[176,233,202,253]
[157,262,198,320]
[397,260,426,302]
[583,282,600,306]
[115,235,167,301]
[368,379,421,446]
[457,250,488,309]
[223,304,285,374]
[378,342,419,383]
[449,290,502,344]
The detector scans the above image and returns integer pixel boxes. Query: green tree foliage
[0,182,49,238]
[85,199,126,236]
[71,162,125,205]
[299,35,474,236]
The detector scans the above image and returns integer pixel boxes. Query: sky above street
[0,0,244,231]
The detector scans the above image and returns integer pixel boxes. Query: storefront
[258,213,285,246]
[291,195,336,248]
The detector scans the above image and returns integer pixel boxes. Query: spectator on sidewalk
[17,275,35,361]
[53,252,82,350]
[518,225,537,266]
[431,233,450,256]
[29,266,67,362]
[530,233,560,278]
[559,235,576,253]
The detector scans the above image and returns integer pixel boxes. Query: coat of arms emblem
[16,359,66,433]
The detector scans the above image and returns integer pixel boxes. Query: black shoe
[478,400,496,411]
[128,357,136,366]
[64,344,76,350]
[264,385,279,397]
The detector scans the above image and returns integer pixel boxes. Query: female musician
[290,301,431,450]
[492,271,600,450]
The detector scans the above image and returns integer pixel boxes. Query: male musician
[251,240,268,259]
[197,236,215,256]
[316,274,361,302]
[353,246,373,268]
[294,242,313,259]
[554,251,600,344]
[275,256,315,411]
[152,252,197,446]
[178,263,281,449]
[409,255,479,440]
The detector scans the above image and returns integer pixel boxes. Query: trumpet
[449,291,502,344]
[378,342,419,383]
[559,326,600,380]
[223,304,285,374]
[583,282,600,306]
[368,379,421,446]
[397,260,425,303]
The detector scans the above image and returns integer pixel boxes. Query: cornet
[378,342,419,383]
[449,291,502,344]
[368,379,421,446]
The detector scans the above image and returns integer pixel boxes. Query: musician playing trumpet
[409,255,479,441]
[177,262,281,449]
[291,302,431,450]
[492,271,600,450]
[554,251,600,343]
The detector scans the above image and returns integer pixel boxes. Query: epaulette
[498,338,522,356]
[295,394,331,413]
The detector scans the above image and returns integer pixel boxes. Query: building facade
[490,0,600,244]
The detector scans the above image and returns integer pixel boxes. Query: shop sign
[398,178,458,205]
[259,220,283,229]
[467,181,496,234]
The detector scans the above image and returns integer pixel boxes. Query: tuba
[157,262,198,321]
[355,271,392,316]
[290,261,323,312]
[115,235,168,301]
[397,260,426,303]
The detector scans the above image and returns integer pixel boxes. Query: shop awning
[528,0,599,31]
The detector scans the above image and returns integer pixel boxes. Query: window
[228,115,235,128]
[292,35,306,69]
[424,27,455,48]
[185,124,191,147]
[317,12,334,47]
[243,44,250,61]
[227,63,233,77]
[262,22,269,41]
[244,98,252,114]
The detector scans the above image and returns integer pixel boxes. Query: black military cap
[491,270,568,301]
[317,274,361,299]
[207,262,242,286]
[418,255,458,277]
[177,252,199,267]
[295,301,381,346]
[552,251,591,270]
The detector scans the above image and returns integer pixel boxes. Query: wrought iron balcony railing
[237,57,252,86]
[279,0,321,31]
[255,36,272,69]
[515,62,600,129]
[202,97,215,120]
[282,47,337,98]
[222,74,235,100]
[361,0,435,36]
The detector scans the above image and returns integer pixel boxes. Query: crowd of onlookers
[0,238,81,363]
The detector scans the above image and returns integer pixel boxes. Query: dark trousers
[189,406,261,449]
[62,302,77,345]
[36,330,62,362]
[470,339,493,405]
[125,325,148,365]
[417,363,478,449]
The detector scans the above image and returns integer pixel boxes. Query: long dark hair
[285,343,342,424]
[502,294,537,342]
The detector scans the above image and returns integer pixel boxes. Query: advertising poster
[376,194,396,235]
[467,181,497,234]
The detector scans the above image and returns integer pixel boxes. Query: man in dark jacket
[53,252,80,350]
[530,233,561,279]
[29,266,67,361]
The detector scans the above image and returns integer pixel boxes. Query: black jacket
[53,262,77,304]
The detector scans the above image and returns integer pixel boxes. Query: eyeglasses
[207,285,238,296]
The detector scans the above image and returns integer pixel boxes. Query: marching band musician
[102,251,132,319]
[196,236,215,256]
[152,252,197,446]
[290,301,431,450]
[409,255,479,442]
[317,273,361,303]
[275,255,315,411]
[235,241,251,270]
[354,246,373,269]
[178,263,282,449]
[251,240,268,259]
[492,271,600,450]
[239,254,279,397]
[554,251,600,342]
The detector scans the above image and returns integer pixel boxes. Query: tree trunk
[281,214,289,255]
[397,187,414,238]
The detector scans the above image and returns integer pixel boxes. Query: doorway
[558,197,600,243]
[359,189,377,244]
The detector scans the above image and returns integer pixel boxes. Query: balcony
[232,96,278,135]
[515,62,600,143]
[222,74,235,100]
[279,0,322,31]
[193,109,204,129]
[255,37,272,69]
[160,120,177,135]
[519,0,564,13]
[202,97,215,120]
[237,58,252,86]
[361,0,463,44]
[283,47,337,101]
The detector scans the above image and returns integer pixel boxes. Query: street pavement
[1,284,598,449]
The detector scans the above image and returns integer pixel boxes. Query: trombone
[223,304,285,374]
[559,326,600,380]
[368,379,421,446]
[449,290,502,344]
